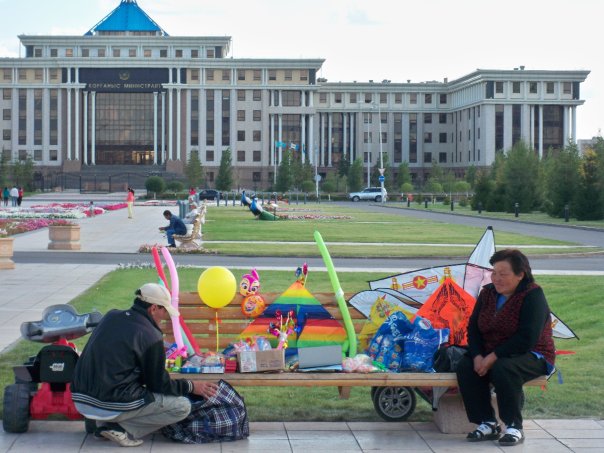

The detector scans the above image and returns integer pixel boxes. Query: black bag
[162,380,249,443]
[432,345,468,372]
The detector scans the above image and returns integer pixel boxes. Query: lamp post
[314,142,320,199]
[365,105,371,187]
[273,140,277,186]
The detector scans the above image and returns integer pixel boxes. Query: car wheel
[352,196,360,202]
[375,195,382,202]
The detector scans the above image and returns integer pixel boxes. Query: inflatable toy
[198,267,237,309]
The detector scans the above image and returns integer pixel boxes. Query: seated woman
[456,249,555,447]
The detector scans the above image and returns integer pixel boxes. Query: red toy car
[2,304,102,433]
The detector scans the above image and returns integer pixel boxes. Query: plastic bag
[400,317,449,372]
[366,312,413,371]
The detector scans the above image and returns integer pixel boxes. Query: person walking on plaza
[17,187,23,206]
[158,210,186,247]
[456,249,555,447]
[71,283,218,447]
[0,186,7,206]
[126,187,135,219]
[9,186,18,207]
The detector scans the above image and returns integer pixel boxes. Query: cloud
[346,9,379,26]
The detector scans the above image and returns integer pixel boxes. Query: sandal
[466,422,501,442]
[499,427,524,446]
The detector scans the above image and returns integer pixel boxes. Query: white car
[348,187,388,202]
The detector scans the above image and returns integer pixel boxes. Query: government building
[0,0,590,190]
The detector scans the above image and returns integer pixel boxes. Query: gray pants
[109,393,191,439]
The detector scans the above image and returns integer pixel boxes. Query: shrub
[145,176,166,197]
[166,181,184,192]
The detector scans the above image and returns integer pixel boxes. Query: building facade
[0,0,590,188]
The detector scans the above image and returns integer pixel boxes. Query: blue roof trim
[85,0,168,36]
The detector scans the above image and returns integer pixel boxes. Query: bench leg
[338,386,351,400]
[433,393,503,434]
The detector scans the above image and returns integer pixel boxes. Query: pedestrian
[126,187,135,219]
[456,249,555,446]
[9,185,18,207]
[158,210,186,247]
[2,187,8,206]
[71,283,218,447]
[17,187,23,207]
[89,201,95,217]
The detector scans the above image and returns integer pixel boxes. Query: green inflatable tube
[259,210,278,221]
[314,230,357,357]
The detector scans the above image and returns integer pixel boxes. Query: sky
[0,0,602,140]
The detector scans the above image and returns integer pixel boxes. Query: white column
[168,88,173,160]
[301,115,306,163]
[83,91,88,165]
[571,106,577,144]
[67,88,72,160]
[42,88,50,160]
[349,113,354,162]
[74,89,80,160]
[153,92,158,164]
[308,114,314,165]
[176,88,181,160]
[161,92,166,163]
[328,113,333,167]
[278,114,283,163]
[538,105,544,158]
[320,113,325,166]
[91,92,96,165]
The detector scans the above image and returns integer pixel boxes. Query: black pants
[456,352,547,429]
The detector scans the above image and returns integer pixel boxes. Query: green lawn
[1,268,601,422]
[200,204,592,257]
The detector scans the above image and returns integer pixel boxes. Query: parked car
[198,189,222,200]
[348,187,388,202]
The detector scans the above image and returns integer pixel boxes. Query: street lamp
[365,105,371,187]
[372,101,386,203]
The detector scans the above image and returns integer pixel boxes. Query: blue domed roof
[85,0,168,36]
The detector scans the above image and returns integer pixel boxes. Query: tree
[11,156,35,191]
[145,176,165,198]
[465,165,478,189]
[321,172,337,193]
[184,151,204,188]
[502,142,541,212]
[348,158,364,192]
[543,144,580,217]
[275,150,293,192]
[337,153,350,179]
[397,162,412,190]
[574,149,604,220]
[215,148,233,191]
[471,169,495,210]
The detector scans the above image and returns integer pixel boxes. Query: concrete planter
[48,224,81,250]
[0,237,15,269]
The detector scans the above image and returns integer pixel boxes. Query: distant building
[0,0,590,189]
[577,137,601,155]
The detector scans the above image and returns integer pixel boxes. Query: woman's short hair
[489,248,534,283]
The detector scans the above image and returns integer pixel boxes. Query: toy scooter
[2,304,102,433]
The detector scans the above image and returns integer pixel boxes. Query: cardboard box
[298,345,343,369]
[237,349,285,373]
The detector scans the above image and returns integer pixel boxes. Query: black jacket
[71,302,193,411]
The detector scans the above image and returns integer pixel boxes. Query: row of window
[29,47,218,59]
[200,149,262,163]
[495,81,572,95]
[2,69,61,82]
[2,149,59,161]
[320,92,448,105]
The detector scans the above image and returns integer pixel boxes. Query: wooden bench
[167,291,547,433]
[173,204,206,249]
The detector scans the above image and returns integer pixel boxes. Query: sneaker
[466,421,501,442]
[100,428,143,447]
[93,422,121,440]
[499,427,524,446]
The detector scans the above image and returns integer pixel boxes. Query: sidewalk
[2,419,603,452]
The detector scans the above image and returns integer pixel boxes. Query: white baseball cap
[138,283,180,318]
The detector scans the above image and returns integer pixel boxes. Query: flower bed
[0,202,126,237]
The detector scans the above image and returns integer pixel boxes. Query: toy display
[268,310,297,350]
[239,269,266,318]
[238,267,348,358]
[198,266,237,309]
[2,304,102,434]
